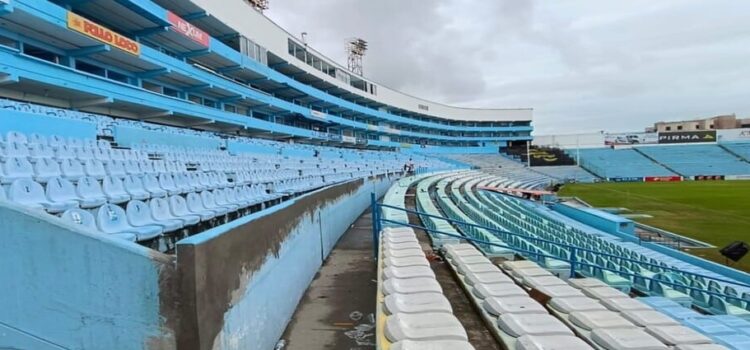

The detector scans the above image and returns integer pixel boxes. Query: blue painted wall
[551,203,635,236]
[0,108,96,139]
[0,203,175,350]
[177,176,393,350]
[114,125,222,149]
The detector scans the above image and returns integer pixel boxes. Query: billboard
[644,176,682,182]
[67,12,141,56]
[717,128,750,142]
[309,109,327,121]
[694,175,725,181]
[604,132,657,146]
[658,130,717,144]
[609,177,643,182]
[167,12,210,47]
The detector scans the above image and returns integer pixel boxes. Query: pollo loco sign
[67,12,141,56]
[167,12,209,47]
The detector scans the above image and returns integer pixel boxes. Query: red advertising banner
[167,11,209,47]
[644,176,682,182]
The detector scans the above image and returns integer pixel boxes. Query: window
[710,124,715,129]
[677,125,683,130]
[665,126,671,131]
[24,44,59,64]
[696,125,701,129]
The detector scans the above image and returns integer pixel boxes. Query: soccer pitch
[559,181,750,272]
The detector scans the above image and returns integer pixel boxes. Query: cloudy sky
[266,1,750,135]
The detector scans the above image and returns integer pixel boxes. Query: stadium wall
[551,203,635,237]
[175,175,394,350]
[0,203,177,350]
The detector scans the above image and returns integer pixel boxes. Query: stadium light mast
[346,38,368,76]
[245,0,269,12]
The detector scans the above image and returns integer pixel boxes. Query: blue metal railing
[371,196,750,305]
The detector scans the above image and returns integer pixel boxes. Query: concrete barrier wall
[551,203,635,237]
[175,176,394,350]
[0,203,177,350]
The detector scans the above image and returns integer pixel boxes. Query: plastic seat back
[124,175,147,193]
[83,159,106,178]
[60,159,85,180]
[103,176,128,196]
[105,160,126,178]
[29,143,54,160]
[48,135,67,149]
[8,178,47,206]
[61,208,97,230]
[76,176,105,199]
[126,200,156,226]
[29,133,48,146]
[75,147,94,160]
[4,157,34,179]
[169,195,190,216]
[55,145,76,160]
[96,204,130,233]
[67,138,83,149]
[187,192,207,211]
[33,158,62,181]
[150,197,174,220]
[46,177,79,202]
[6,131,27,144]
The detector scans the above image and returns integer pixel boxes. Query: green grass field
[559,181,750,272]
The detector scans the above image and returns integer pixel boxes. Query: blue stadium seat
[60,159,85,181]
[75,176,107,208]
[171,194,214,222]
[8,178,73,213]
[45,177,82,210]
[95,204,150,242]
[142,174,167,198]
[150,197,199,227]
[2,157,34,184]
[33,158,62,183]
[126,200,178,233]
[123,175,151,200]
[102,176,131,204]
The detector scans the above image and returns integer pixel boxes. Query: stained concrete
[281,209,378,350]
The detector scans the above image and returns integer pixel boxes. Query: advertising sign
[694,175,725,181]
[644,176,682,182]
[658,131,717,144]
[341,135,356,144]
[309,109,327,121]
[604,132,658,146]
[725,175,750,181]
[167,12,210,47]
[67,12,141,56]
[609,177,643,182]
[717,128,750,142]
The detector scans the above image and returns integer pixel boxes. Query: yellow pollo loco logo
[67,12,141,56]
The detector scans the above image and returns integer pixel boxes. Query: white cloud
[267,0,750,134]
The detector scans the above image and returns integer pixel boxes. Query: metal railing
[370,193,750,305]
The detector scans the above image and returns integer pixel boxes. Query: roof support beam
[133,26,168,38]
[179,49,211,59]
[138,68,171,79]
[70,97,113,108]
[0,74,18,86]
[182,11,208,21]
[67,45,110,57]
[186,120,216,127]
[184,84,212,93]
[217,65,242,74]
[0,1,14,16]
[140,110,174,120]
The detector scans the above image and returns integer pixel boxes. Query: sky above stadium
[266,0,750,135]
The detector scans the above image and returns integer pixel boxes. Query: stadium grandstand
[1,1,750,350]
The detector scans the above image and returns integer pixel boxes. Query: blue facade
[0,0,532,150]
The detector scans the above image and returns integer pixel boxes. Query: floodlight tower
[246,0,269,12]
[346,38,368,76]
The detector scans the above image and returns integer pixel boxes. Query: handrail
[378,215,750,304]
[375,200,750,290]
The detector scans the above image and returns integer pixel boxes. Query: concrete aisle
[281,209,377,350]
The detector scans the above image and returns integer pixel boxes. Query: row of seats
[443,244,594,349]
[636,144,750,176]
[576,148,676,179]
[499,260,721,349]
[376,227,474,350]
[417,171,750,317]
